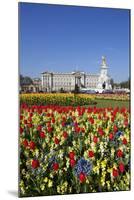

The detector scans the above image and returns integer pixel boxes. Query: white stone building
[41,56,112,92]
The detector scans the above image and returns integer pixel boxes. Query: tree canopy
[20,75,33,86]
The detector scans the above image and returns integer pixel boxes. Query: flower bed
[20,93,95,106]
[94,94,129,101]
[19,104,130,197]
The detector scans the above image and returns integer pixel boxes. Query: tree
[20,75,33,86]
[20,74,24,86]
[114,78,130,89]
[23,76,33,85]
[120,78,130,89]
[113,83,120,89]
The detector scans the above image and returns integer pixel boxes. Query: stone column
[41,74,44,90]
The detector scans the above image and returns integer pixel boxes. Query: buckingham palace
[41,56,112,92]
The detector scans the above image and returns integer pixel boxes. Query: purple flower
[74,158,92,176]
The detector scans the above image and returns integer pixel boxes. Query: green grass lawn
[91,99,130,108]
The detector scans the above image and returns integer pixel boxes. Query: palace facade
[41,56,112,92]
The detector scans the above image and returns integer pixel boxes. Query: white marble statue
[97,56,112,90]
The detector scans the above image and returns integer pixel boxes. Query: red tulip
[98,115,101,120]
[20,127,23,134]
[81,127,85,133]
[70,159,76,167]
[124,120,128,127]
[69,151,75,159]
[54,137,59,144]
[24,120,27,125]
[75,126,80,133]
[29,112,33,117]
[62,121,66,127]
[73,116,76,121]
[109,133,114,140]
[79,172,86,183]
[51,118,55,123]
[20,115,23,120]
[28,123,32,128]
[88,150,94,158]
[32,159,40,169]
[38,110,42,114]
[117,149,123,157]
[112,168,119,177]
[111,117,115,122]
[47,113,51,117]
[113,125,118,133]
[29,141,36,150]
[122,138,127,145]
[98,128,104,136]
[63,131,68,139]
[89,117,94,124]
[37,125,42,131]
[40,131,46,138]
[28,117,32,123]
[53,162,59,171]
[23,139,28,147]
[47,122,51,127]
[62,117,66,121]
[119,162,125,173]
[48,126,53,133]
[93,136,98,143]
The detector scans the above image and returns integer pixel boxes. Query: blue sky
[19,3,130,83]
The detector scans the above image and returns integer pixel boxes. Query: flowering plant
[20,93,95,106]
[19,104,130,197]
[94,93,129,101]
